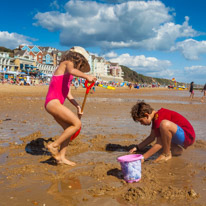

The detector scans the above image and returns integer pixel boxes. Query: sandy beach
[0,84,206,206]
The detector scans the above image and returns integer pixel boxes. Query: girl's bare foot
[155,151,172,162]
[57,158,76,166]
[47,143,59,156]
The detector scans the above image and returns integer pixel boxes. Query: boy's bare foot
[47,143,59,156]
[171,144,183,156]
[154,152,172,162]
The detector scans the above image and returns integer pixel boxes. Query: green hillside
[0,46,13,53]
[121,65,173,85]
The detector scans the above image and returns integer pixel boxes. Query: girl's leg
[46,100,81,165]
[53,116,76,166]
[155,120,177,162]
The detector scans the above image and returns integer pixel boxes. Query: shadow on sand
[107,168,123,180]
[25,137,53,155]
[25,137,58,165]
[105,143,151,154]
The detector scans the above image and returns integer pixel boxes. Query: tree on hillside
[0,46,13,53]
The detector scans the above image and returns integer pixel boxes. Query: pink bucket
[117,154,143,183]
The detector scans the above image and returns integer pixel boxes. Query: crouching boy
[130,101,195,162]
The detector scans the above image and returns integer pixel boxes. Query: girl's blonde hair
[59,48,90,72]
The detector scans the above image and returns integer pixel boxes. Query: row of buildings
[0,45,124,82]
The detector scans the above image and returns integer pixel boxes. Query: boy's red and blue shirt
[152,108,195,148]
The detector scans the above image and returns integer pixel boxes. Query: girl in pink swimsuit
[45,46,96,166]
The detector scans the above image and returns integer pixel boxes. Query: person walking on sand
[201,83,206,102]
[45,46,96,166]
[129,101,195,163]
[189,81,194,100]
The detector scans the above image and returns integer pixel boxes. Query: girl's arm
[67,88,82,118]
[65,61,96,82]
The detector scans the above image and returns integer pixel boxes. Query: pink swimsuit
[45,73,73,107]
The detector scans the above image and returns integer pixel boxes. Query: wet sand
[0,84,206,206]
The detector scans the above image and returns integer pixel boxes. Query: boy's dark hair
[131,101,154,121]
[59,49,90,72]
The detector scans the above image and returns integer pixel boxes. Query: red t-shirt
[152,108,195,148]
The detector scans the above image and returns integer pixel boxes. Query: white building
[0,52,14,71]
[88,54,124,82]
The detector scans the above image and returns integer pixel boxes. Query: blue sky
[1,0,206,84]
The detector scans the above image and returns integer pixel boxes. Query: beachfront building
[17,45,124,82]
[40,47,63,66]
[1,45,124,82]
[18,45,63,67]
[0,52,12,71]
[42,53,53,65]
[88,54,124,82]
[109,63,124,80]
[95,57,107,79]
[0,52,20,74]
[51,51,62,66]
[13,56,37,75]
[88,55,96,75]
[40,46,58,54]
[36,63,56,76]
[12,45,62,76]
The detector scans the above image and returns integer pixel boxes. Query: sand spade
[70,80,95,141]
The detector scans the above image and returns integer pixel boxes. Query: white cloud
[98,0,133,3]
[33,0,203,59]
[34,0,173,48]
[34,0,201,59]
[138,16,197,51]
[182,65,206,84]
[50,1,60,10]
[184,65,206,74]
[103,51,118,58]
[0,31,33,49]
[105,52,173,78]
[172,39,206,60]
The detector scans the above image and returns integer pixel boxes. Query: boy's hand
[129,147,137,154]
[129,145,141,154]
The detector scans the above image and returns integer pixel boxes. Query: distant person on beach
[129,101,195,163]
[201,83,206,102]
[128,83,132,89]
[189,81,194,100]
[74,78,79,90]
[92,85,95,94]
[45,46,96,166]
